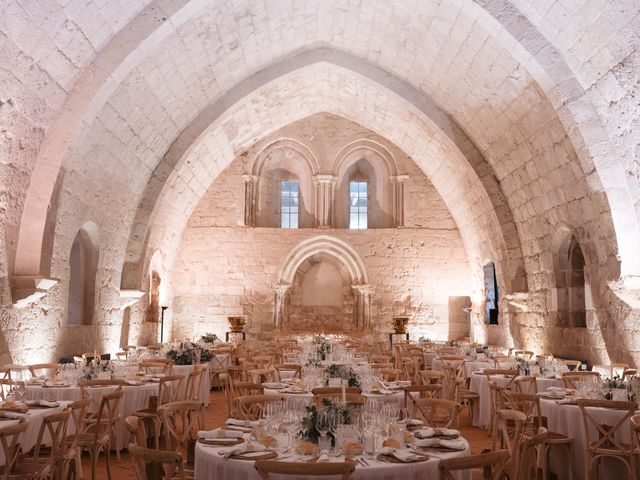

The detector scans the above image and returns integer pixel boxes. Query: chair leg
[105,442,112,480]
[90,448,97,480]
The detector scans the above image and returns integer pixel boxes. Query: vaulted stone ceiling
[1,1,639,363]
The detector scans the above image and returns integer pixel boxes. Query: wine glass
[316,410,330,448]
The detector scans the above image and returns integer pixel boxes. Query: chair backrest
[503,390,544,432]
[379,368,403,382]
[67,397,92,447]
[158,375,185,406]
[495,409,527,473]
[514,376,538,394]
[418,370,444,385]
[28,407,72,477]
[28,363,59,378]
[0,420,29,478]
[413,398,461,428]
[139,360,173,376]
[128,443,185,480]
[404,384,442,409]
[234,395,284,421]
[439,449,509,480]
[184,364,206,401]
[562,371,601,389]
[441,360,465,401]
[158,400,205,452]
[89,387,125,445]
[493,355,514,368]
[516,427,548,480]
[577,399,636,455]
[272,364,302,382]
[254,460,355,479]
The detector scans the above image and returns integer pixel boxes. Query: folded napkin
[405,418,424,427]
[379,448,423,462]
[44,380,68,387]
[415,438,466,450]
[198,428,244,439]
[317,450,330,462]
[547,387,566,393]
[225,418,253,427]
[414,428,460,439]
[223,442,267,459]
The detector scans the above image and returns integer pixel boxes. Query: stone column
[352,284,373,330]
[242,175,259,226]
[313,175,336,228]
[273,284,290,329]
[390,175,409,227]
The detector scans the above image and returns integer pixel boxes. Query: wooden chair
[134,374,184,449]
[418,369,444,385]
[184,364,206,401]
[138,360,174,376]
[517,427,548,480]
[254,460,355,479]
[272,364,302,382]
[77,387,125,480]
[576,399,638,479]
[412,398,461,428]
[0,419,29,479]
[404,385,442,417]
[483,369,518,433]
[14,407,71,480]
[62,397,93,480]
[124,416,149,448]
[234,395,284,421]
[370,355,393,364]
[514,375,538,394]
[438,449,509,480]
[28,363,59,378]
[562,371,601,389]
[494,409,527,477]
[563,359,582,371]
[493,355,514,368]
[158,400,205,468]
[128,443,185,480]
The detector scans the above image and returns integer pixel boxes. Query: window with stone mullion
[349,180,367,229]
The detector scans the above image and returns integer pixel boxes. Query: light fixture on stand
[160,306,169,343]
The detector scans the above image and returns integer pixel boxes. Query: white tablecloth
[539,398,637,480]
[468,374,564,428]
[263,388,406,410]
[431,359,493,378]
[173,364,211,406]
[194,437,471,480]
[0,401,74,465]
[26,383,158,449]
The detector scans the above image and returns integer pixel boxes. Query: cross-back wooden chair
[418,369,444,385]
[517,427,548,480]
[379,368,403,382]
[125,416,149,448]
[138,360,174,376]
[404,385,442,417]
[134,374,184,449]
[62,396,93,480]
[562,371,601,389]
[158,400,205,463]
[255,460,355,479]
[412,398,461,428]
[78,387,125,480]
[576,399,639,480]
[272,364,302,382]
[234,395,284,421]
[494,409,527,478]
[483,369,518,432]
[441,359,465,401]
[0,419,29,479]
[184,364,206,401]
[514,375,538,394]
[493,355,514,368]
[14,407,71,480]
[438,449,509,480]
[128,443,185,480]
[28,363,59,379]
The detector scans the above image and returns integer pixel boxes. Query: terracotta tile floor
[86,390,492,479]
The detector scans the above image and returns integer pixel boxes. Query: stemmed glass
[316,410,331,450]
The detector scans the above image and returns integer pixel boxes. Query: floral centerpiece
[300,399,351,443]
[199,332,218,344]
[166,342,208,365]
[81,357,114,380]
[325,364,360,387]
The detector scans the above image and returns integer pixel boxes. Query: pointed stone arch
[274,235,372,330]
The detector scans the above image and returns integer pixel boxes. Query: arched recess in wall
[67,222,99,326]
[247,138,319,228]
[274,235,372,330]
[552,229,587,328]
[332,139,402,228]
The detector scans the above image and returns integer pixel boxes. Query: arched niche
[247,138,319,228]
[553,230,587,328]
[332,139,401,228]
[482,262,499,325]
[274,235,372,330]
[287,253,355,332]
[67,222,99,326]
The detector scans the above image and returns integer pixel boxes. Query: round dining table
[26,381,158,449]
[431,358,494,378]
[194,434,471,480]
[263,387,407,411]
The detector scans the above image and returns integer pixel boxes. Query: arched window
[67,223,99,326]
[349,179,367,229]
[483,262,499,325]
[281,180,299,228]
[554,232,586,328]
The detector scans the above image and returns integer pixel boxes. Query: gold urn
[392,316,409,334]
[228,316,246,333]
